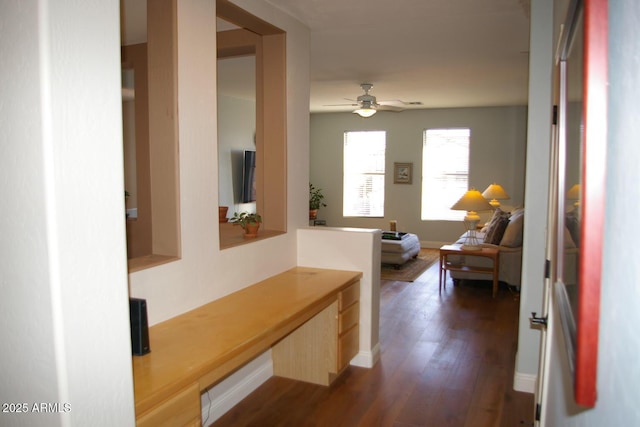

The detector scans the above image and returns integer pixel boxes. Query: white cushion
[500,211,524,248]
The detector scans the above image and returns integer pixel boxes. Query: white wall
[297,227,382,368]
[0,0,311,425]
[310,107,528,246]
[543,0,640,424]
[129,0,311,326]
[514,0,555,393]
[0,0,135,425]
[217,94,256,212]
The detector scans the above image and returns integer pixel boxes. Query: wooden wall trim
[147,0,181,256]
[217,0,288,245]
[217,0,284,35]
[217,29,260,58]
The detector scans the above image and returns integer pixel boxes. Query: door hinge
[535,403,542,421]
[544,259,551,279]
[530,312,548,328]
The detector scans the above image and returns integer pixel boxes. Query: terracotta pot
[309,209,318,220]
[244,222,260,238]
[219,206,229,223]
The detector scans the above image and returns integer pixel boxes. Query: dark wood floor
[211,250,534,427]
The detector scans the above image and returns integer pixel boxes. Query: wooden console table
[132,267,362,426]
[439,244,500,298]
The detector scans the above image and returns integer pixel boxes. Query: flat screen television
[241,150,256,203]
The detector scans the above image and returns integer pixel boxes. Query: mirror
[121,42,155,262]
[560,0,583,328]
[122,67,137,219]
[217,23,257,218]
[122,0,286,253]
[121,0,181,270]
[216,0,288,249]
[554,0,583,401]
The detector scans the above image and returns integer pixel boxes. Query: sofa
[448,207,524,289]
[448,206,582,290]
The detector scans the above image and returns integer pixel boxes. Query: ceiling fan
[326,83,422,117]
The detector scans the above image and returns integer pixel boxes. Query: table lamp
[482,183,510,208]
[451,189,494,250]
[567,183,581,208]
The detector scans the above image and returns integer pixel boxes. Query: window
[421,128,470,221]
[343,131,386,217]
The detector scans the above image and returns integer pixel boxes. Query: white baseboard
[200,352,273,426]
[514,371,537,393]
[350,343,381,368]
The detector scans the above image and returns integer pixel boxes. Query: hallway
[212,254,534,426]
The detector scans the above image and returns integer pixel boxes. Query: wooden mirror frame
[554,0,607,408]
[217,0,287,249]
[124,0,182,272]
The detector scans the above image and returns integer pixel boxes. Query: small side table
[439,244,500,298]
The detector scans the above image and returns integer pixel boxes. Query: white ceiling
[122,0,531,113]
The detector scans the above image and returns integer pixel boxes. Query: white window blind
[421,128,470,221]
[343,131,386,217]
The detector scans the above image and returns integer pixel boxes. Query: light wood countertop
[132,267,362,417]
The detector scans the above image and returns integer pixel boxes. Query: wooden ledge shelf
[128,254,180,273]
[132,267,362,426]
[219,222,285,249]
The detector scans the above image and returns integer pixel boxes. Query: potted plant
[218,206,229,223]
[309,183,327,220]
[230,211,262,238]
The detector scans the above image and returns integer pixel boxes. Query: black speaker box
[129,298,150,356]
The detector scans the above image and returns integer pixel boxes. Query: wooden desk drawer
[338,324,359,370]
[338,301,359,335]
[137,382,201,427]
[339,282,360,311]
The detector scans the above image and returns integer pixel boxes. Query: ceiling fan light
[353,108,377,118]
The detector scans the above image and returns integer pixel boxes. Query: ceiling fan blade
[324,97,360,107]
[325,84,421,112]
[323,102,359,107]
[379,100,423,106]
[376,104,405,112]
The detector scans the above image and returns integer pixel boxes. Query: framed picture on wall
[394,162,412,184]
